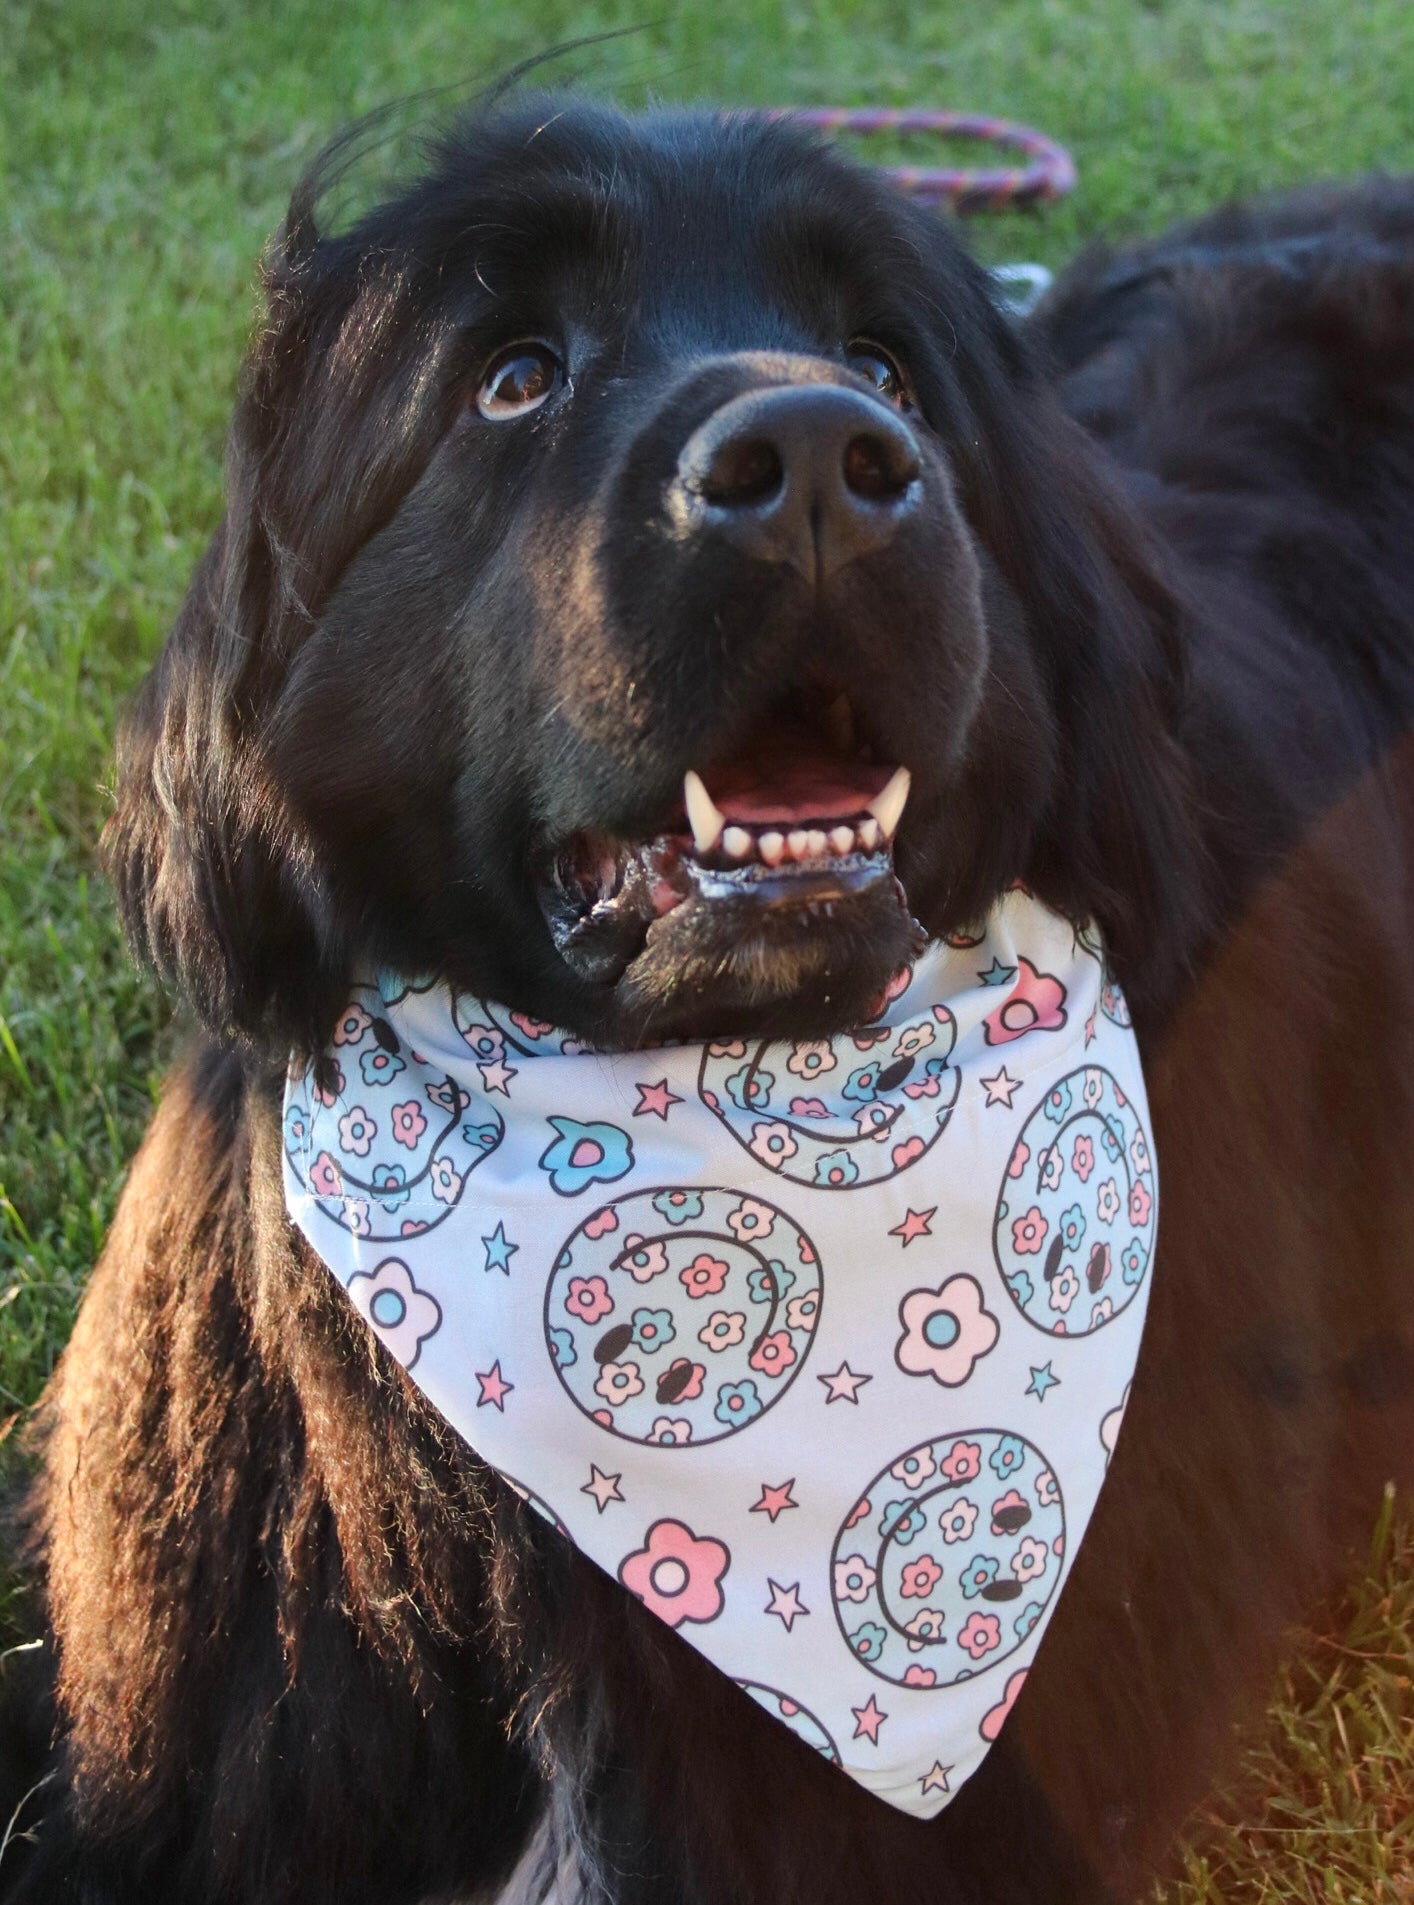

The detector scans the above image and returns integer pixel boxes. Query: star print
[818,1361,872,1405]
[851,1696,888,1744]
[1027,1361,1061,1401]
[889,1206,936,1247]
[478,1058,517,1096]
[981,1066,1021,1108]
[978,957,1017,987]
[919,1761,953,1796]
[581,1464,624,1513]
[475,1361,513,1410]
[1084,1012,1097,1047]
[764,1580,809,1629]
[633,1078,682,1120]
[751,1479,798,1522]
[481,1221,518,1274]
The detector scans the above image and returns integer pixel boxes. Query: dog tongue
[703,732,895,825]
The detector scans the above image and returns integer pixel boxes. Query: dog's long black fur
[5,93,1414,1904]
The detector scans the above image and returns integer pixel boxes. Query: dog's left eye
[475,342,565,421]
[846,339,911,410]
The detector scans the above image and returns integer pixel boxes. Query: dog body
[8,100,1414,1904]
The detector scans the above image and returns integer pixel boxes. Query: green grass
[2,0,1412,1893]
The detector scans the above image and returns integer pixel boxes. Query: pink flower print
[1082,1069,1104,1109]
[1100,1382,1131,1467]
[1035,1469,1059,1507]
[890,1447,937,1488]
[938,1497,978,1545]
[787,1039,837,1079]
[584,1206,619,1240]
[785,1291,818,1332]
[892,1020,936,1059]
[903,1665,937,1687]
[594,1360,644,1408]
[344,1198,371,1236]
[1129,1129,1151,1173]
[428,1155,463,1206]
[958,1612,1002,1660]
[648,1416,693,1446]
[1096,1178,1120,1224]
[424,1075,466,1113]
[333,1001,373,1046]
[1070,1134,1094,1183]
[1011,1208,1048,1255]
[726,1198,775,1244]
[698,1311,746,1354]
[833,1554,877,1603]
[1091,1296,1114,1327]
[939,1439,982,1486]
[852,1102,893,1139]
[1048,1261,1079,1316]
[1007,1141,1030,1181]
[707,1039,747,1060]
[844,1495,872,1531]
[660,1357,705,1401]
[337,1107,376,1157]
[983,958,1068,1045]
[896,1276,999,1388]
[309,1151,343,1199]
[312,1061,344,1107]
[748,1330,797,1379]
[510,1010,554,1041]
[619,1519,729,1628]
[1129,1180,1153,1227]
[347,1257,441,1370]
[619,1238,670,1283]
[680,1253,730,1300]
[899,1554,943,1599]
[390,1100,427,1150]
[1011,1536,1049,1584]
[980,1669,1028,1742]
[566,1276,613,1325]
[748,1121,798,1169]
[990,1489,1028,1535]
[788,1097,830,1119]
[903,1608,946,1649]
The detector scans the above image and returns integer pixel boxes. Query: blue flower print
[370,1161,409,1213]
[814,1149,860,1188]
[1006,1269,1035,1309]
[360,1046,406,1088]
[630,1307,676,1355]
[747,1260,795,1305]
[283,1104,308,1150]
[880,1499,927,1545]
[1122,1238,1149,1286]
[714,1379,763,1428]
[652,1189,703,1226]
[1014,1600,1045,1641]
[725,1063,774,1112]
[961,1554,1000,1598]
[849,1621,888,1662]
[462,1118,501,1151]
[841,1061,883,1104]
[989,1434,1026,1480]
[548,1326,577,1369]
[1100,1116,1125,1161]
[538,1117,634,1196]
[1059,1202,1086,1250]
[1042,1080,1073,1125]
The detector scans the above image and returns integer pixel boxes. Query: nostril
[843,431,920,502]
[697,436,784,508]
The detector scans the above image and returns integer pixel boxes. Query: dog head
[106,92,1202,1053]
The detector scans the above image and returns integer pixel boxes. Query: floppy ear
[104,166,462,1052]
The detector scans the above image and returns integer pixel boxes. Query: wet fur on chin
[8,99,1414,1905]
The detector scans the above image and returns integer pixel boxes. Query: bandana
[282,892,1154,1818]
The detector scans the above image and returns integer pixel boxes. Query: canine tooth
[866,767,911,840]
[787,830,812,861]
[758,830,786,866]
[857,816,882,851]
[825,693,856,753]
[829,825,856,856]
[804,829,829,858]
[683,770,726,854]
[722,825,754,861]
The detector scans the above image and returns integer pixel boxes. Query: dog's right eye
[474,342,564,421]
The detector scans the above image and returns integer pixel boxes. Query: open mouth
[539,684,918,1001]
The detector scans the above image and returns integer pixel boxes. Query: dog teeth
[786,830,812,861]
[866,766,911,841]
[829,825,855,855]
[804,829,829,858]
[758,830,786,866]
[857,816,882,851]
[683,770,726,854]
[721,825,754,861]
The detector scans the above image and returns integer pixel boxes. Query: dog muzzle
[283,890,1155,1817]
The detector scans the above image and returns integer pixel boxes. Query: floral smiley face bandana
[282,891,1155,1819]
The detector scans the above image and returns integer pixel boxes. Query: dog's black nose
[675,384,921,580]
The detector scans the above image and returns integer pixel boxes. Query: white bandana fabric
[282,893,1155,1819]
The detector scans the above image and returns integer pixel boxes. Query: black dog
[7,91,1414,1904]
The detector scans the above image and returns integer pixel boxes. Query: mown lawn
[2,1,1411,1895]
